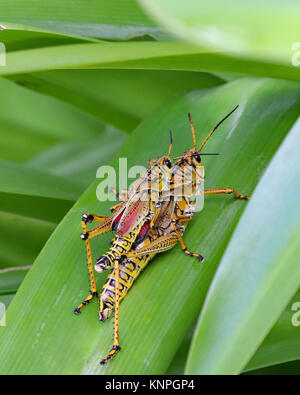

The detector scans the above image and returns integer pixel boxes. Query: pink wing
[113,199,150,236]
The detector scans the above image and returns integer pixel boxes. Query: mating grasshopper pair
[74,106,250,364]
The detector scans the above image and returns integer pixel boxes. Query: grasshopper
[74,136,174,314]
[110,132,174,238]
[124,106,250,264]
[99,106,250,364]
[98,229,159,364]
[76,106,251,365]
[99,199,188,364]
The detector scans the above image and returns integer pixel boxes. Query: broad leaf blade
[185,116,300,375]
[167,286,300,374]
[0,158,82,221]
[0,211,56,269]
[0,294,14,311]
[27,131,127,188]
[0,29,92,52]
[9,70,223,132]
[244,360,300,375]
[0,267,31,294]
[0,0,168,40]
[245,287,300,371]
[0,77,104,162]
[0,78,299,374]
[139,0,300,64]
[0,43,299,82]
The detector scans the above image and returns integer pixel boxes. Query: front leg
[204,188,250,200]
[80,213,113,241]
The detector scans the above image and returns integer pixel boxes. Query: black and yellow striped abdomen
[95,223,143,273]
[99,249,155,321]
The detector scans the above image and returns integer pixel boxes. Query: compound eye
[194,154,201,163]
[164,159,172,169]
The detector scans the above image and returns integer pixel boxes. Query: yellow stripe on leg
[100,258,121,365]
[100,345,121,365]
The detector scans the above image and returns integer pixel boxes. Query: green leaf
[9,69,223,132]
[244,359,300,375]
[0,293,14,311]
[0,267,31,294]
[0,42,299,83]
[167,285,300,374]
[166,324,195,375]
[0,29,92,52]
[0,0,169,40]
[0,77,105,162]
[139,0,300,64]
[0,211,57,309]
[185,117,300,375]
[0,77,299,374]
[0,158,82,221]
[245,287,300,372]
[0,211,56,269]
[27,131,128,188]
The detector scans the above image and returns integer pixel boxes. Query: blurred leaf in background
[8,70,223,132]
[0,78,300,374]
[139,0,300,64]
[0,0,169,40]
[0,0,299,376]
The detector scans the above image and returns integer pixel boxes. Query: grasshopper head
[149,155,172,170]
[174,107,239,167]
[174,148,204,175]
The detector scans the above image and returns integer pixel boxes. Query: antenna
[188,113,197,148]
[198,105,239,152]
[168,130,173,157]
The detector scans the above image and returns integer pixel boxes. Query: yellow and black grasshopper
[74,136,174,315]
[97,207,180,364]
[75,106,250,364]
[123,106,250,264]
[98,106,251,364]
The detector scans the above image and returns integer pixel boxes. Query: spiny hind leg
[100,259,121,365]
[125,210,204,261]
[74,215,112,315]
[74,234,98,314]
[204,188,250,200]
[172,222,204,262]
[125,224,204,262]
[126,232,179,258]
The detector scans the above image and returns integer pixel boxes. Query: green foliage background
[0,0,299,375]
